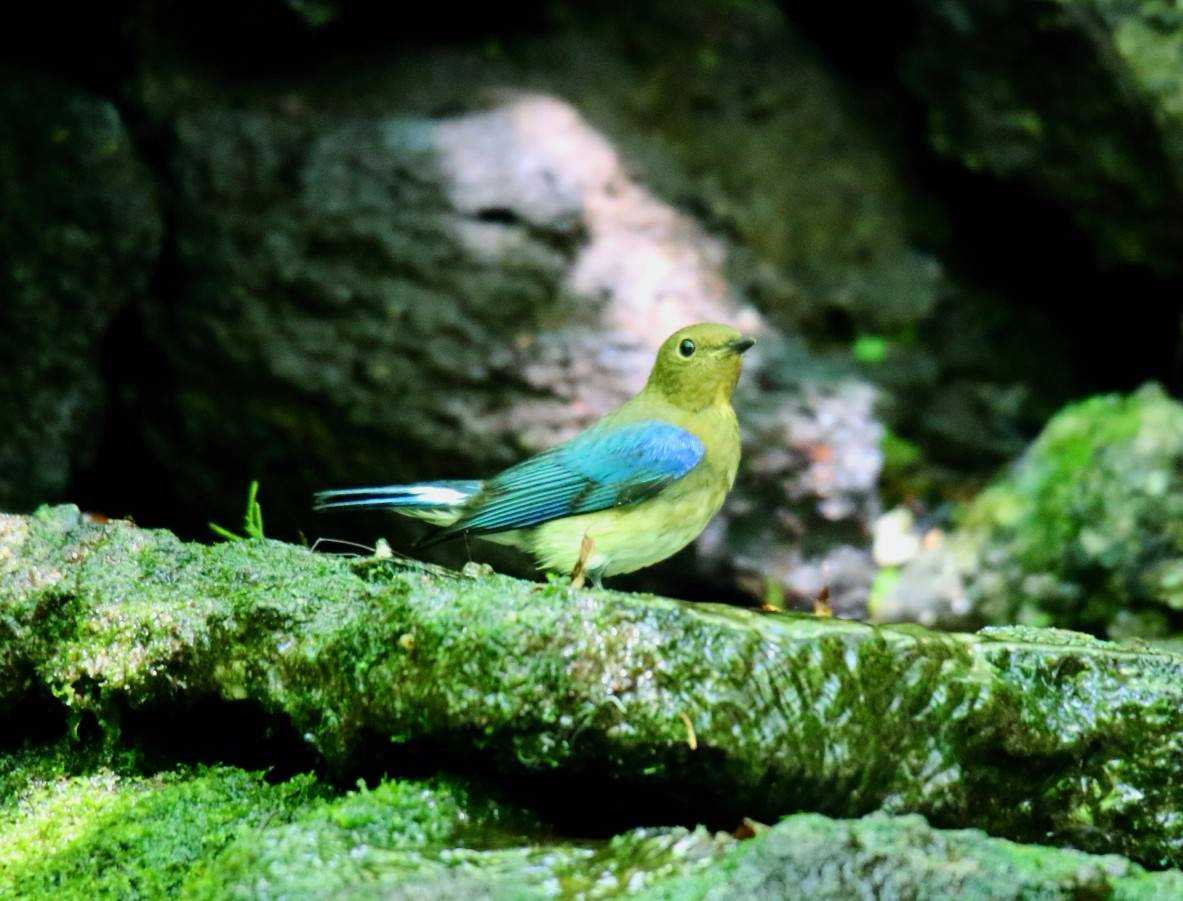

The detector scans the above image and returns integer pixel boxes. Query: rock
[902,0,1183,273]
[719,349,882,614]
[5,506,1183,867]
[873,384,1183,637]
[871,507,923,567]
[0,77,162,510]
[159,96,763,499]
[649,812,1183,900]
[604,4,943,340]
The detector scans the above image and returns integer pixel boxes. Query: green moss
[185,777,532,898]
[187,777,731,899]
[0,746,324,899]
[0,742,730,900]
[5,507,1183,867]
[7,739,1182,899]
[882,385,1183,637]
[646,813,1183,900]
[6,739,1183,899]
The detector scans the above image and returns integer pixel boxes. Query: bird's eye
[678,338,696,358]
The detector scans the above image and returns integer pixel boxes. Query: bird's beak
[728,336,756,356]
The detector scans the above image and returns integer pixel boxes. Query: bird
[314,323,755,588]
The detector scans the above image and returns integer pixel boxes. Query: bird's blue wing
[420,420,704,544]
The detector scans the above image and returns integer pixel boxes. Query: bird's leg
[812,585,832,617]
[569,532,596,589]
[588,566,605,590]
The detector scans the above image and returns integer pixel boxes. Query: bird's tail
[313,480,482,526]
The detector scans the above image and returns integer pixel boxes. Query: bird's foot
[569,533,596,589]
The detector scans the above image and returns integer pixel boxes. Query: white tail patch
[406,485,471,506]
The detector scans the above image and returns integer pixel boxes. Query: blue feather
[420,421,704,545]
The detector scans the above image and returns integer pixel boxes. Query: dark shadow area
[118,697,323,784]
[0,689,69,753]
[921,162,1183,398]
[4,693,749,837]
[71,274,185,532]
[782,3,919,79]
[345,728,749,839]
[1,1,562,97]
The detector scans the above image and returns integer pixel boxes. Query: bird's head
[645,323,755,411]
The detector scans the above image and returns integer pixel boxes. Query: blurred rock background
[2,0,1181,623]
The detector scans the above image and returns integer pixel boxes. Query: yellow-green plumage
[522,372,741,576]
[315,323,753,584]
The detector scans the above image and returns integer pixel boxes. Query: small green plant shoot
[209,480,265,541]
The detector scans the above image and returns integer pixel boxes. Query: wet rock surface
[4,506,1183,872]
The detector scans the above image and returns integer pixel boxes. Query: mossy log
[3,506,1183,869]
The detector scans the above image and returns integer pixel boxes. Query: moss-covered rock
[648,812,1183,900]
[4,506,1183,867]
[6,740,1183,899]
[0,75,162,510]
[187,776,731,899]
[874,384,1183,638]
[0,741,732,899]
